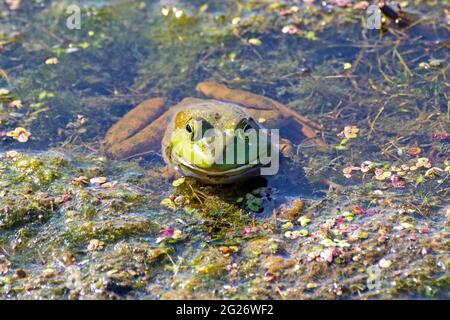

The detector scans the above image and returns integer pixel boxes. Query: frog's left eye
[186,124,193,133]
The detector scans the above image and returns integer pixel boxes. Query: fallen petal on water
[406,147,421,156]
[172,177,186,187]
[7,127,31,143]
[379,258,392,268]
[89,177,107,185]
[45,57,59,65]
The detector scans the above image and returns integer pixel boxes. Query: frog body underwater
[104,82,326,184]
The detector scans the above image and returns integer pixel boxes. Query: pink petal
[17,134,29,143]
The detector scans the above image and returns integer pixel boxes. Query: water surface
[0,0,448,299]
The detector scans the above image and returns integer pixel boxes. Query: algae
[0,0,448,300]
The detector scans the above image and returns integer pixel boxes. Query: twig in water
[368,106,385,140]
[393,48,413,77]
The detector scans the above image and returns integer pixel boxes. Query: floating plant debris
[0,0,447,301]
[6,127,31,142]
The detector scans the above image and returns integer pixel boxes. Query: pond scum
[0,0,449,299]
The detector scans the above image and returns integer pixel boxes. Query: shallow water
[0,0,448,299]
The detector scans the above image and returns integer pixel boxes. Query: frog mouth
[172,153,264,177]
[169,151,272,184]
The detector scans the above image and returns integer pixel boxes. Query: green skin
[162,101,272,184]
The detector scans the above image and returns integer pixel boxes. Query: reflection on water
[0,0,448,299]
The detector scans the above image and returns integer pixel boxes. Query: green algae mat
[0,0,448,299]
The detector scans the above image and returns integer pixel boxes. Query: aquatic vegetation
[0,0,448,300]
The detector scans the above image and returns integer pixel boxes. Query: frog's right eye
[186,124,193,133]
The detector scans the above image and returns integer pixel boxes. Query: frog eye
[185,120,195,141]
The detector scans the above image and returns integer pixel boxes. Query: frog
[104,81,327,184]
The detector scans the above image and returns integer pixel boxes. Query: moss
[191,247,231,278]
[63,218,158,248]
[0,0,448,300]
